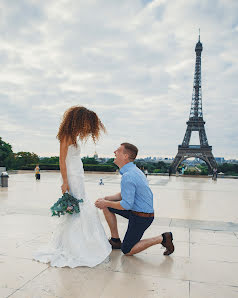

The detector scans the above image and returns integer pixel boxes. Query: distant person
[181,166,185,175]
[169,167,172,176]
[95,143,175,257]
[144,168,148,178]
[34,165,40,180]
[33,106,111,268]
[212,168,218,180]
[99,178,104,185]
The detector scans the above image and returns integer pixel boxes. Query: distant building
[93,151,99,160]
[215,157,225,164]
[226,159,238,164]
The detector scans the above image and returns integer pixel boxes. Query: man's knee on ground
[121,243,133,255]
[125,251,133,256]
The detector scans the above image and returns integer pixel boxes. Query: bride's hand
[61,182,69,194]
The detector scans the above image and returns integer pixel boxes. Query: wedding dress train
[33,144,112,268]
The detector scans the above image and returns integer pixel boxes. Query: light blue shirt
[119,162,154,213]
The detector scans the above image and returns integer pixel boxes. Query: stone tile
[10,267,117,298]
[0,287,16,298]
[120,254,177,280]
[169,227,189,242]
[120,254,238,286]
[190,242,238,262]
[140,241,189,258]
[0,239,26,255]
[1,172,238,297]
[2,235,51,259]
[0,213,55,241]
[171,218,238,232]
[152,217,172,226]
[235,232,238,239]
[11,268,189,298]
[190,230,238,246]
[91,250,125,272]
[0,215,54,257]
[0,255,48,290]
[101,272,189,298]
[190,281,238,298]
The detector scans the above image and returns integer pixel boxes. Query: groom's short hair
[121,143,138,161]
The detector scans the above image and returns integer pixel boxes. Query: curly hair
[56,106,106,145]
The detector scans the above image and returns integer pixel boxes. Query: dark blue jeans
[108,207,154,254]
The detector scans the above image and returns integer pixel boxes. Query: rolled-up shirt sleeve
[120,175,136,210]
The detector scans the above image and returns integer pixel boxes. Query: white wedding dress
[33,144,112,268]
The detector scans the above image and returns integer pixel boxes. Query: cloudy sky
[0,0,237,158]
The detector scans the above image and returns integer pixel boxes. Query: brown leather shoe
[161,232,174,256]
[109,238,122,249]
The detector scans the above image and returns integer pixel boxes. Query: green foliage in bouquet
[51,192,83,217]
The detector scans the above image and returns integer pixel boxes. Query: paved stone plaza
[1,172,238,298]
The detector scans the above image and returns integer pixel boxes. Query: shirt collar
[119,162,135,175]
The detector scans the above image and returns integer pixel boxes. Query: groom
[95,143,174,256]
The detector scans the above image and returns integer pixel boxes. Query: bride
[33,106,112,267]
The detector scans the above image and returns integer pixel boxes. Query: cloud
[0,0,238,158]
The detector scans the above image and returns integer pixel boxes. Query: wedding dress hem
[33,143,112,268]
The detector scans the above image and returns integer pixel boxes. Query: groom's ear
[124,153,130,161]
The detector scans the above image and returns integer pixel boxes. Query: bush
[38,164,60,170]
[224,171,238,176]
[20,163,117,172]
[184,170,197,175]
[218,163,238,176]
[83,164,116,172]
[21,164,60,170]
[153,169,162,173]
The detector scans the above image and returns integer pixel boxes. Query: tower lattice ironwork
[170,34,217,173]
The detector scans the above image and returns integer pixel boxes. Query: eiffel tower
[170,33,217,173]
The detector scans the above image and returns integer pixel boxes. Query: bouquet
[50,192,84,217]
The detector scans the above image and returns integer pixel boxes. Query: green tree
[81,157,99,164]
[218,163,238,176]
[0,137,14,168]
[40,156,59,164]
[12,152,40,169]
[106,158,115,164]
[156,161,171,173]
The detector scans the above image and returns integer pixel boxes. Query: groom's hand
[95,198,108,209]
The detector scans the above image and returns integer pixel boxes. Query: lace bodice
[67,143,81,156]
[66,143,84,176]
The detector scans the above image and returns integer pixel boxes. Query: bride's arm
[60,138,70,194]
[104,192,122,201]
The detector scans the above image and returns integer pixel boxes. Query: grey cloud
[0,0,237,158]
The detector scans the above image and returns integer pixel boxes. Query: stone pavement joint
[6,267,49,298]
[169,218,238,232]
